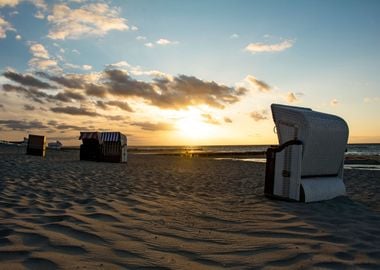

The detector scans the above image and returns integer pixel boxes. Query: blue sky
[0,0,379,145]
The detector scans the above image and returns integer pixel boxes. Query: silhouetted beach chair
[26,134,46,157]
[79,132,101,161]
[99,132,128,163]
[265,104,349,202]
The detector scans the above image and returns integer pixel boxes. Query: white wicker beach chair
[264,104,349,202]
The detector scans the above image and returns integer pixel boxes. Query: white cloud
[330,99,339,106]
[136,35,146,41]
[131,25,138,31]
[72,49,80,54]
[156,38,178,45]
[0,0,20,7]
[230,33,239,39]
[245,39,294,53]
[29,43,50,59]
[15,34,21,40]
[107,61,131,68]
[144,42,154,48]
[0,16,15,39]
[82,64,92,70]
[47,3,129,40]
[29,58,59,70]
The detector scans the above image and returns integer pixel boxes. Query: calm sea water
[130,144,380,156]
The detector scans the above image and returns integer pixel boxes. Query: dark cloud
[50,106,100,117]
[3,71,55,89]
[85,83,107,98]
[103,69,154,97]
[106,100,133,112]
[131,121,175,131]
[0,119,49,130]
[36,72,84,89]
[2,84,46,104]
[2,84,85,104]
[201,114,220,125]
[250,110,268,122]
[224,117,232,123]
[95,100,109,110]
[24,104,35,111]
[151,75,246,109]
[246,75,271,92]
[94,100,133,112]
[48,120,87,131]
[105,115,127,121]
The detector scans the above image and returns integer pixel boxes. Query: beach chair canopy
[265,104,349,202]
[271,104,349,177]
[79,132,100,141]
[100,132,127,145]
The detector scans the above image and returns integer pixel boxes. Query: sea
[129,144,380,156]
[129,144,380,171]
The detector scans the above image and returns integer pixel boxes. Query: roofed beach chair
[26,134,46,157]
[99,132,128,163]
[79,132,101,161]
[264,104,349,202]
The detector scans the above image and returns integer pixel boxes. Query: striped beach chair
[99,132,128,163]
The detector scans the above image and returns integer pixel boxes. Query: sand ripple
[0,145,380,269]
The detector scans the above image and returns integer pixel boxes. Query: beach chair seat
[264,104,349,202]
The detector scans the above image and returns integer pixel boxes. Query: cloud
[0,119,49,130]
[106,61,130,69]
[156,38,178,45]
[144,42,154,48]
[0,0,19,7]
[230,33,239,39]
[30,43,50,59]
[0,103,4,111]
[224,117,232,123]
[330,99,339,106]
[131,25,138,31]
[151,75,247,109]
[15,34,21,40]
[36,72,84,89]
[31,0,48,19]
[286,92,298,103]
[3,70,54,89]
[82,64,92,70]
[245,75,271,92]
[28,43,59,71]
[136,36,146,41]
[48,120,87,131]
[250,110,268,122]
[131,121,175,131]
[106,100,133,112]
[245,39,294,54]
[51,106,100,116]
[24,104,35,111]
[202,114,220,125]
[0,16,15,39]
[47,3,129,40]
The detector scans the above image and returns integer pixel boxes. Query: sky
[0,0,379,146]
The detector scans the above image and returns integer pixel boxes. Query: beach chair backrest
[271,104,349,177]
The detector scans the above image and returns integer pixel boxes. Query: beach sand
[0,145,379,269]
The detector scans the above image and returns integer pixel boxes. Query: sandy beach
[0,145,379,269]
